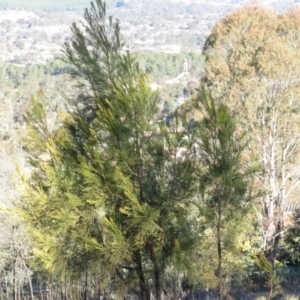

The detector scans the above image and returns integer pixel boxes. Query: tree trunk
[149,242,162,300]
[154,262,162,300]
[13,258,16,300]
[5,278,8,300]
[217,202,223,300]
[83,271,88,300]
[173,269,182,300]
[134,251,150,300]
[264,196,283,265]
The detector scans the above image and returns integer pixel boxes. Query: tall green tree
[193,90,255,299]
[19,1,197,299]
[202,5,300,263]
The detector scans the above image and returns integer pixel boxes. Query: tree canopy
[202,4,300,263]
[15,1,300,299]
[18,1,199,299]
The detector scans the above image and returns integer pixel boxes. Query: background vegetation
[0,0,92,11]
[1,1,300,300]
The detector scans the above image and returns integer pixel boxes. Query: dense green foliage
[17,1,200,299]
[2,1,300,300]
[202,5,300,264]
[0,59,68,87]
[194,90,255,298]
[15,1,259,299]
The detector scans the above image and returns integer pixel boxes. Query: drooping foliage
[18,1,198,299]
[16,1,266,299]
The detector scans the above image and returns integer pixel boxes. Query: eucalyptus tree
[202,5,300,263]
[19,1,197,299]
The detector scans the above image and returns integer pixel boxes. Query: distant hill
[0,0,116,11]
[0,0,298,12]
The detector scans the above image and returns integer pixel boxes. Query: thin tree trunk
[149,243,162,300]
[154,262,162,300]
[173,269,178,300]
[5,277,8,300]
[134,251,149,300]
[40,281,44,300]
[13,258,17,300]
[19,282,22,300]
[217,203,223,300]
[84,271,88,300]
[173,269,182,300]
[47,283,51,300]
[264,196,283,265]
[22,259,34,300]
[17,271,21,300]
